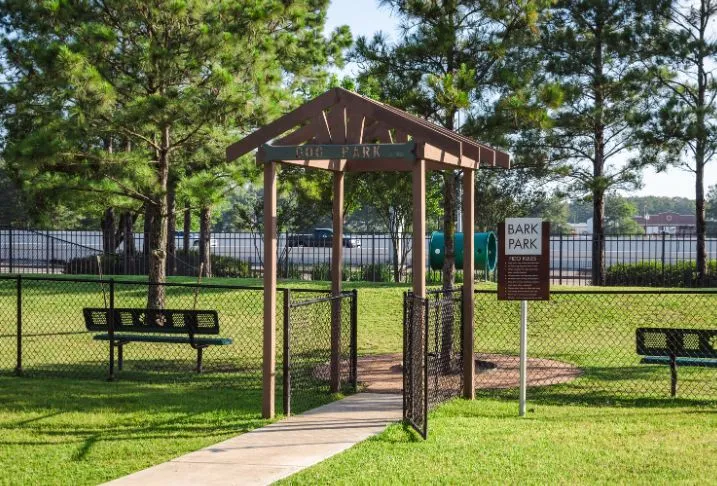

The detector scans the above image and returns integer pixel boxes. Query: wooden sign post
[498,219,550,417]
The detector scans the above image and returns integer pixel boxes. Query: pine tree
[639,0,717,282]
[0,0,349,306]
[515,0,669,284]
[354,0,545,290]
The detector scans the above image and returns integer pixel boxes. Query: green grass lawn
[281,398,717,485]
[0,377,271,485]
[1,275,716,484]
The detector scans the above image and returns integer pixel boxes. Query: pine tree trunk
[199,205,212,278]
[121,212,136,256]
[695,2,708,284]
[166,187,176,276]
[591,24,606,286]
[592,190,605,286]
[143,203,152,273]
[442,172,457,289]
[696,146,707,284]
[101,208,116,256]
[146,128,170,309]
[119,211,135,274]
[183,202,191,256]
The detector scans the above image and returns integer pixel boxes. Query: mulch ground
[354,353,582,394]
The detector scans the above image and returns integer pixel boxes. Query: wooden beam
[495,150,510,168]
[361,121,394,143]
[418,143,474,168]
[262,160,278,419]
[265,158,347,171]
[345,95,463,158]
[480,146,496,167]
[412,159,426,298]
[341,88,495,161]
[345,113,365,144]
[462,168,475,400]
[315,111,333,144]
[330,171,344,392]
[274,117,323,146]
[343,159,414,172]
[326,104,347,143]
[227,88,340,161]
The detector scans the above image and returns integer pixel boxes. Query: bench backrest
[636,328,717,359]
[83,308,220,335]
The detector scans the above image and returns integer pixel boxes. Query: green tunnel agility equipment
[428,231,498,272]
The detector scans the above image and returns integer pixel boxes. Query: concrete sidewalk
[105,393,402,486]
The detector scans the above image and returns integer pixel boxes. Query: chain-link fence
[474,290,717,402]
[403,288,464,438]
[0,276,356,415]
[284,290,357,415]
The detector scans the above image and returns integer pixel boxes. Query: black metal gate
[283,290,357,415]
[403,288,463,438]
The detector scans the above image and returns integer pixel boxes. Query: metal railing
[2,228,717,286]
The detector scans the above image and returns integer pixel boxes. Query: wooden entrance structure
[226,88,510,418]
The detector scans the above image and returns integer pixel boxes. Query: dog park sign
[497,218,550,417]
[498,218,550,301]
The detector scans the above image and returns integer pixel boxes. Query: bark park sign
[261,142,416,161]
[498,218,550,301]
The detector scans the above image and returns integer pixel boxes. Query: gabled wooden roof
[226,88,510,171]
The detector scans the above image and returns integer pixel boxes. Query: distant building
[633,212,696,235]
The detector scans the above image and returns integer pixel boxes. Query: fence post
[558,234,563,285]
[45,232,50,274]
[108,278,115,381]
[423,296,429,438]
[402,291,409,421]
[282,289,290,416]
[371,232,376,281]
[350,288,358,391]
[15,275,22,375]
[661,231,666,285]
[8,226,13,274]
[50,236,55,274]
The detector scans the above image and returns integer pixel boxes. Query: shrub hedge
[604,261,717,287]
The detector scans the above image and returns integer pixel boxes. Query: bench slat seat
[640,356,717,368]
[92,333,233,346]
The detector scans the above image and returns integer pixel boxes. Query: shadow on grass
[470,363,717,408]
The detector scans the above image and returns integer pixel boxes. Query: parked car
[287,228,361,248]
[192,238,219,249]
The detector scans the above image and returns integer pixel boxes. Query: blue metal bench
[84,308,232,379]
[636,328,717,397]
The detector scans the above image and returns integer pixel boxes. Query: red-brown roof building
[634,212,696,235]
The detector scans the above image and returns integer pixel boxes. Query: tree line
[1,0,716,299]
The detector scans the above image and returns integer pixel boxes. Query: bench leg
[196,347,203,374]
[118,343,124,371]
[670,354,677,398]
[108,341,115,382]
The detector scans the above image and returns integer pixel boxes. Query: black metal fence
[403,287,463,438]
[473,290,717,402]
[284,290,357,414]
[0,275,357,416]
[3,228,717,287]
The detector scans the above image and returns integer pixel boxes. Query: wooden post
[462,168,475,399]
[263,160,278,419]
[412,159,426,298]
[330,171,344,393]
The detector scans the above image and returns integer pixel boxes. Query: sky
[325,0,717,199]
